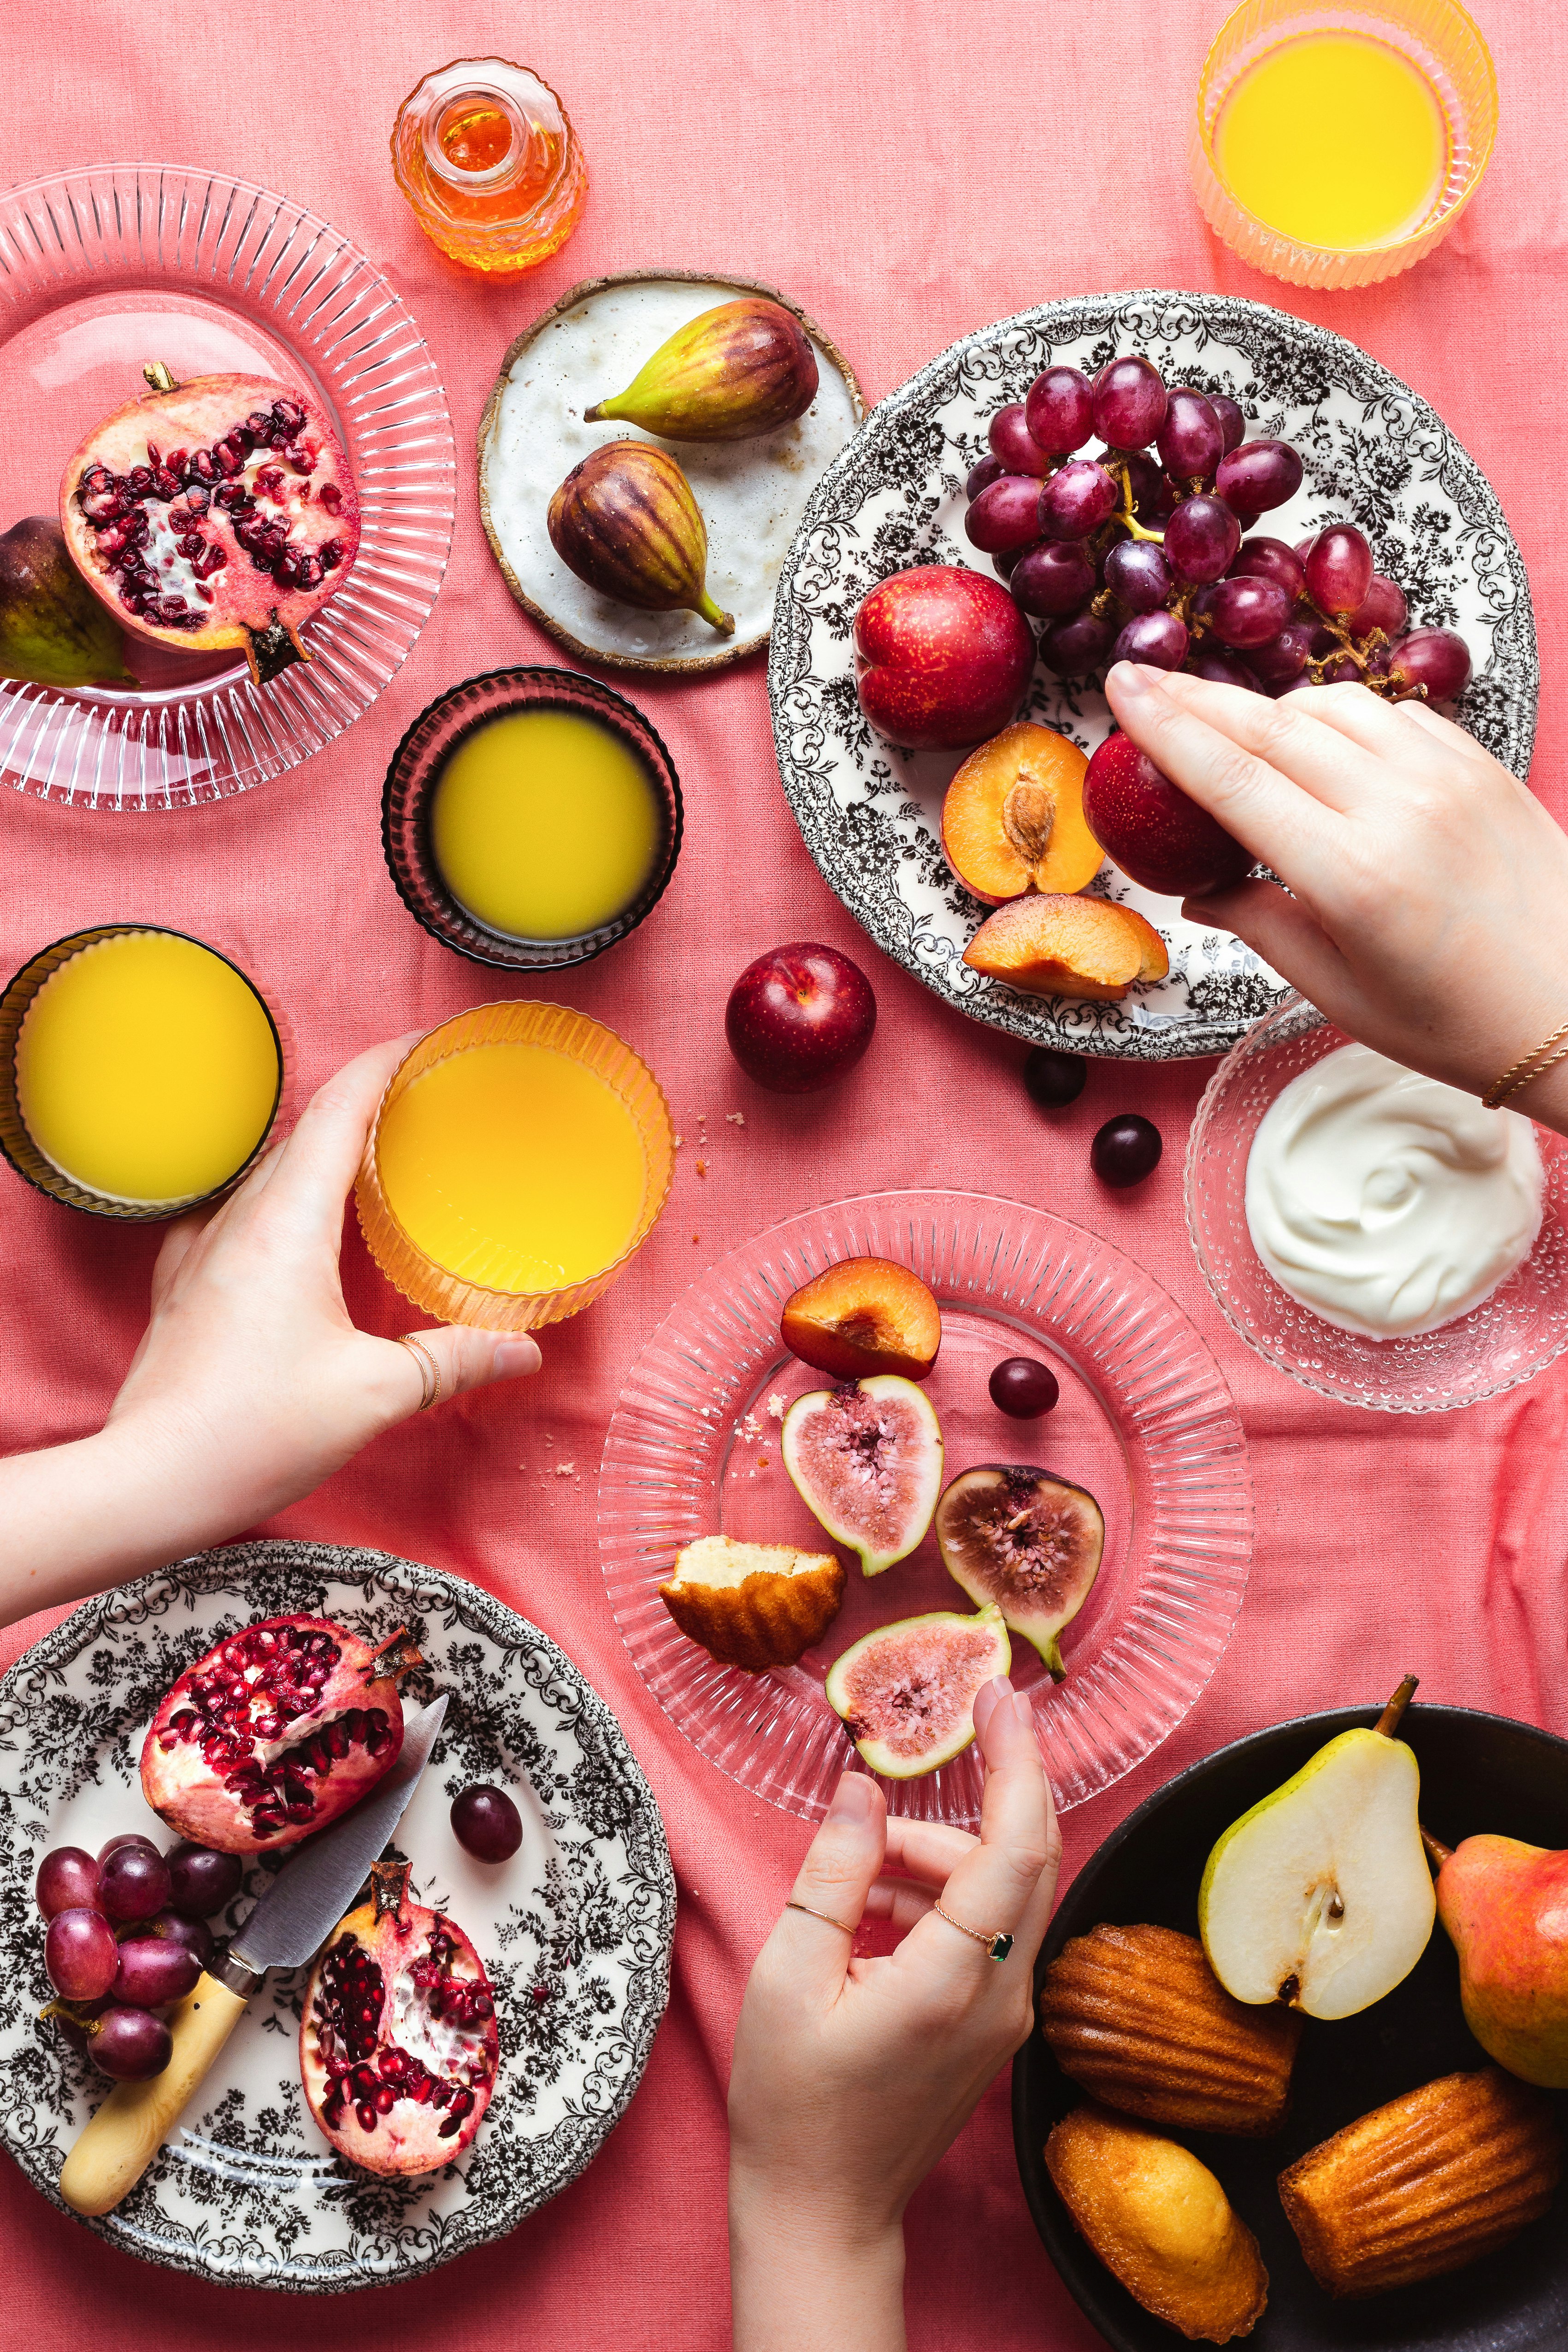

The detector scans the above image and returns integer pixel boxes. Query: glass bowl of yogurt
[1186,993,1568,1410]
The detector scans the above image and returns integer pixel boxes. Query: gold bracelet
[1484,1019,1568,1111]
[1492,1036,1568,1112]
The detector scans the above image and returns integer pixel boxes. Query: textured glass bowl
[1190,0,1498,290]
[599,1191,1253,1829]
[0,163,455,809]
[1187,994,1568,1411]
[382,666,683,969]
[356,999,674,1331]
[0,924,283,1219]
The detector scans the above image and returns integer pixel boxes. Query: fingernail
[494,1338,542,1378]
[828,1770,876,1821]
[985,1675,1015,1702]
[1109,660,1162,698]
[1013,1690,1036,1731]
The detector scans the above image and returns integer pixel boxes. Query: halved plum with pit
[781,1256,941,1383]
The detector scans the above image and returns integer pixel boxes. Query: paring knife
[59,1693,449,2219]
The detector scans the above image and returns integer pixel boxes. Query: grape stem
[1107,457,1165,545]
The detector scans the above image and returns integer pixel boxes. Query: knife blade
[59,1693,449,2219]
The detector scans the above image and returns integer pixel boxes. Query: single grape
[1120,448,1176,525]
[98,1844,171,1927]
[964,475,1045,554]
[45,1907,119,2002]
[1023,1046,1088,1108]
[1246,621,1316,687]
[1347,573,1408,639]
[966,453,1007,501]
[1210,395,1245,454]
[165,1841,243,1921]
[1091,355,1168,451]
[452,1785,524,1863]
[1011,540,1096,619]
[112,1935,202,2010]
[1164,495,1241,585]
[98,1833,159,1864]
[1229,536,1307,602]
[993,545,1026,579]
[1104,538,1172,614]
[1388,628,1472,701]
[48,1994,111,2055]
[1204,574,1292,650]
[1303,525,1374,618]
[1091,1114,1163,1188]
[1215,440,1303,516]
[90,2006,172,2082]
[1307,622,1340,659]
[1320,654,1363,684]
[36,1847,101,1922]
[1156,388,1224,482]
[147,1907,214,1969]
[1038,459,1118,542]
[1040,610,1115,676]
[988,402,1052,479]
[1191,649,1263,691]
[989,1357,1061,1419]
[1025,365,1095,457]
[1112,610,1189,670]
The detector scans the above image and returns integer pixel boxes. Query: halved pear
[1198,1720,1436,2020]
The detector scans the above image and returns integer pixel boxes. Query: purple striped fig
[547,442,734,634]
[583,300,819,443]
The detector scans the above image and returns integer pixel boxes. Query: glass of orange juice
[356,1002,674,1331]
[0,926,283,1219]
[1191,0,1497,289]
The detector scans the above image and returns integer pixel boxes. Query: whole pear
[1433,1833,1568,2087]
[584,300,818,443]
[0,517,131,687]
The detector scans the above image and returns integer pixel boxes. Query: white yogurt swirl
[1244,1043,1544,1339]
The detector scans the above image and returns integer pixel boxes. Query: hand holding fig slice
[825,1602,1010,1777]
[301,1857,499,2176]
[935,1464,1104,1680]
[547,441,734,633]
[782,1375,943,1577]
[584,298,819,442]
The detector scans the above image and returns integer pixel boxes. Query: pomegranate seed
[178,534,204,559]
[212,442,243,477]
[255,466,284,498]
[356,2102,377,2132]
[194,548,227,578]
[127,466,153,493]
[152,469,181,500]
[318,480,342,514]
[374,2084,395,2114]
[272,397,306,434]
[166,448,189,473]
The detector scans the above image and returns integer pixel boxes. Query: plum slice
[782,1375,943,1577]
[936,1463,1104,1680]
[825,1603,1010,1778]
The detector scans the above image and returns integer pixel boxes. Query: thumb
[406,1325,543,1404]
[773,1772,886,2000]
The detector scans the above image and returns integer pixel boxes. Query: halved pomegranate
[59,364,360,684]
[140,1616,419,1854]
[301,1858,500,2175]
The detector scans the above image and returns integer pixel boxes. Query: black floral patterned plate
[0,1541,674,2291]
[768,287,1538,1060]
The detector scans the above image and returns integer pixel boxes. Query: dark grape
[1303,525,1374,617]
[1247,620,1315,687]
[1040,611,1115,676]
[1010,539,1096,619]
[1156,388,1224,481]
[98,1844,171,1927]
[91,2006,172,2082]
[988,402,1052,479]
[1229,535,1307,602]
[1038,459,1117,542]
[1121,448,1176,525]
[147,1907,214,1968]
[452,1785,524,1863]
[1347,573,1408,639]
[1191,650,1263,691]
[966,453,1007,501]
[98,1833,159,1864]
[965,475,1045,554]
[1091,1114,1163,1188]
[1164,495,1241,585]
[993,545,1026,579]
[1204,574,1292,649]
[36,1847,100,1922]
[989,1357,1061,1419]
[1092,355,1167,451]
[1210,395,1245,454]
[112,1934,202,2009]
[165,1841,242,1920]
[45,1907,119,2002]
[1308,622,1339,659]
[1320,654,1362,684]
[1104,538,1172,614]
[1024,365,1094,457]
[1388,628,1472,701]
[48,1995,111,2055]
[1023,1046,1087,1108]
[1112,610,1189,670]
[1215,439,1303,515]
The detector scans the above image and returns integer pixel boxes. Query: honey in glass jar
[391,58,587,275]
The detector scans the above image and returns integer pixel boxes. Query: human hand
[1104,663,1568,1116]
[727,1680,1060,2351]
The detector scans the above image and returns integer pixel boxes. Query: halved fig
[659,1534,846,1672]
[781,1256,941,1382]
[782,1375,943,1577]
[936,1463,1104,1680]
[825,1603,1010,1777]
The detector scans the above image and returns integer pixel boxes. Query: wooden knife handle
[58,1972,249,2216]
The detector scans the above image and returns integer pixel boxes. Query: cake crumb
[766,1393,786,1420]
[726,1111,745,1126]
[756,1453,770,1469]
[673,1135,684,1149]
[553,1460,576,1476]
[692,1231,701,1243]
[696,1159,708,1179]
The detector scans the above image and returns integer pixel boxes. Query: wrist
[729,2166,906,2352]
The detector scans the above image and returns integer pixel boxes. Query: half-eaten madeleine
[659,1534,846,1672]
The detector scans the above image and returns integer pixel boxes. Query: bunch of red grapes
[964,355,1471,705]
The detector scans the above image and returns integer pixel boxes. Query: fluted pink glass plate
[0,164,455,809]
[599,1191,1252,1828]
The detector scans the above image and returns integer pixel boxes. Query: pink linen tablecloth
[2,1,1567,2342]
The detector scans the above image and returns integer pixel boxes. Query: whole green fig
[548,442,734,634]
[584,300,819,443]
[0,517,131,687]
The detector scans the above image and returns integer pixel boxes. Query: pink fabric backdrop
[2,1,1567,2342]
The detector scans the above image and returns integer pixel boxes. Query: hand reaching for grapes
[1104,662,1568,1126]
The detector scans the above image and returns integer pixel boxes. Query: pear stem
[1421,1826,1455,1874]
[1374,1674,1419,1738]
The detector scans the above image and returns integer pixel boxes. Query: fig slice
[936,1463,1104,1680]
[825,1603,1010,1777]
[781,1374,943,1577]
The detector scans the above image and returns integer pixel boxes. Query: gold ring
[397,1332,442,1411]
[933,1900,1014,1962]
[785,1898,856,1936]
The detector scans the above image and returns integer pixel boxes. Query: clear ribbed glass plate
[599,1191,1253,1828]
[0,165,455,809]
